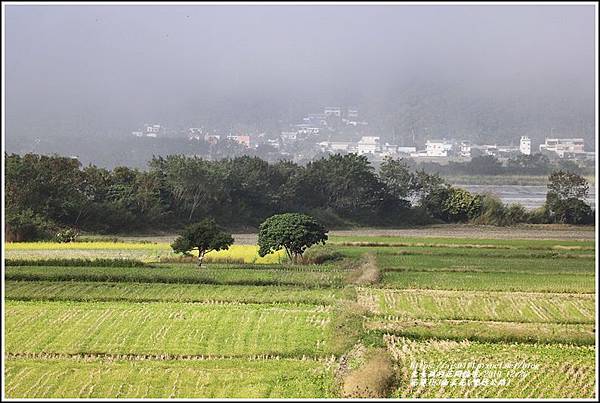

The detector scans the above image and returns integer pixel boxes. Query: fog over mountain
[5,4,596,166]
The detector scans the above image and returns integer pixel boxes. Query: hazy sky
[4,3,596,140]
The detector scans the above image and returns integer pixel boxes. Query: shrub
[5,209,55,242]
[421,187,451,221]
[472,194,512,226]
[302,245,344,264]
[443,188,483,221]
[505,203,528,224]
[55,228,79,243]
[528,206,551,224]
[423,187,482,222]
[470,195,530,226]
[544,170,593,224]
[548,197,594,225]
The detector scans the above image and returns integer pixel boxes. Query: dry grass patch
[346,254,381,286]
[341,349,395,398]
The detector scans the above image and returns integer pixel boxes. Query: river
[459,184,596,209]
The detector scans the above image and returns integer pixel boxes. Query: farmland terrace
[3,228,597,398]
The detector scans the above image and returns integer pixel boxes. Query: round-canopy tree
[258,213,328,263]
[171,218,234,267]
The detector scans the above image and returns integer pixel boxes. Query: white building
[144,124,161,138]
[347,108,359,119]
[188,127,203,141]
[425,139,453,157]
[520,136,531,155]
[539,138,585,158]
[357,136,381,155]
[318,141,356,153]
[410,150,429,158]
[266,139,280,149]
[397,146,417,154]
[281,131,298,142]
[295,124,320,135]
[324,107,342,117]
[303,114,327,127]
[459,141,472,158]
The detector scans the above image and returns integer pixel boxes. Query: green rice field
[3,231,597,398]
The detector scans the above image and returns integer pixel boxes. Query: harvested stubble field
[4,357,337,398]
[385,335,596,398]
[3,228,597,398]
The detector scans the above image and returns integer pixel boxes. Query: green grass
[358,288,595,323]
[4,233,596,398]
[5,258,148,267]
[381,270,594,293]
[5,265,346,288]
[4,358,336,398]
[377,254,594,275]
[374,245,594,258]
[329,235,595,250]
[385,335,596,398]
[5,281,342,305]
[5,300,332,357]
[368,320,594,345]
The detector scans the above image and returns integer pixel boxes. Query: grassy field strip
[5,301,333,357]
[4,358,337,398]
[5,351,338,362]
[376,247,595,258]
[5,241,173,250]
[384,335,595,398]
[5,266,346,288]
[4,281,342,306]
[367,320,594,345]
[4,244,287,264]
[382,267,594,276]
[377,255,595,275]
[376,248,595,258]
[381,271,595,293]
[336,247,594,262]
[328,235,595,249]
[357,288,595,323]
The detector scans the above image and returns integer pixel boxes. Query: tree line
[5,153,594,241]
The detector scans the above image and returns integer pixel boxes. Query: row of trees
[5,153,594,241]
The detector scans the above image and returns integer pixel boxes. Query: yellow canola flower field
[204,245,287,264]
[4,242,287,264]
[5,242,171,250]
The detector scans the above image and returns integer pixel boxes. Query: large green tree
[258,213,328,263]
[171,218,234,267]
[545,170,592,224]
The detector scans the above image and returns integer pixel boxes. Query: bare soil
[118,224,595,244]
[328,224,595,241]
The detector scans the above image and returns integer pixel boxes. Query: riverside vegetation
[5,153,595,243]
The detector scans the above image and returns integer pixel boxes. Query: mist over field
[4,4,596,166]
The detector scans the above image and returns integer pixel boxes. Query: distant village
[131,106,594,164]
